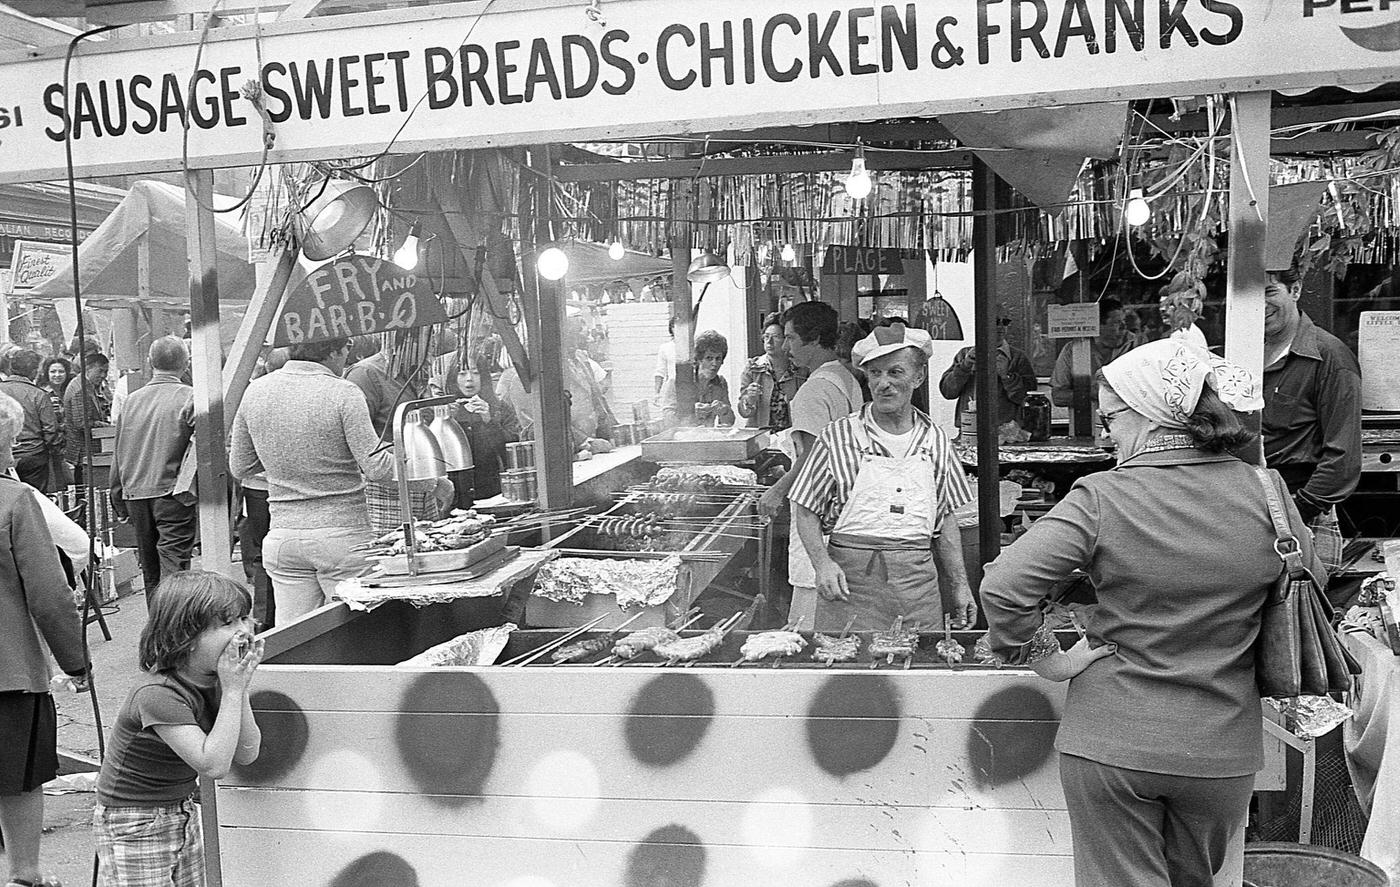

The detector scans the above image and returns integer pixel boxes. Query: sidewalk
[1,586,152,886]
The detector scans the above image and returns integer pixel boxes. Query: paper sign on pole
[1359,311,1400,413]
[8,241,68,293]
[1047,303,1099,339]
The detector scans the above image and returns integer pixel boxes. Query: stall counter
[211,598,1078,886]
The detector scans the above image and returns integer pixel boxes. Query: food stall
[5,3,1399,885]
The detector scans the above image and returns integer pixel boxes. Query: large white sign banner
[2,0,1400,183]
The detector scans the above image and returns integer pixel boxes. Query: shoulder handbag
[1253,467,1356,698]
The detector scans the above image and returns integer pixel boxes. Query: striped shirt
[788,404,972,533]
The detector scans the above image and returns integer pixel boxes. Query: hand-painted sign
[821,246,905,275]
[1046,303,1099,339]
[273,254,447,346]
[3,0,1400,184]
[8,240,68,293]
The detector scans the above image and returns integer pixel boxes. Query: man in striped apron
[788,323,977,632]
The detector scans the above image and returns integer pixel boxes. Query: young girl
[94,571,264,886]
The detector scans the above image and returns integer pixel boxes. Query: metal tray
[639,427,768,464]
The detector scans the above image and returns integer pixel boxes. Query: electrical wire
[62,24,118,813]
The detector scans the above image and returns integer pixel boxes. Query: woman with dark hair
[660,330,735,427]
[38,358,71,427]
[738,313,801,429]
[981,339,1322,887]
[439,353,519,505]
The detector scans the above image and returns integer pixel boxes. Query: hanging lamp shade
[296,178,380,261]
[686,251,730,284]
[400,409,447,481]
[427,407,474,471]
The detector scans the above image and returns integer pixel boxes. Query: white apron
[815,420,944,631]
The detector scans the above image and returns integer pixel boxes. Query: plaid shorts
[94,798,204,887]
[364,478,447,536]
[1310,506,1344,577]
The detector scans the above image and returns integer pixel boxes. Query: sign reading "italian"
[274,254,447,347]
[1,0,1399,183]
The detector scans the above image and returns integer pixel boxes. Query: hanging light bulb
[537,245,569,281]
[1124,188,1151,227]
[608,240,626,261]
[845,145,873,200]
[392,221,422,270]
[781,243,797,263]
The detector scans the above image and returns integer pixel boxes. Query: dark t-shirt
[96,673,219,806]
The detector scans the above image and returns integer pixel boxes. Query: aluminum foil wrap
[1264,695,1354,740]
[397,623,517,667]
[532,555,681,610]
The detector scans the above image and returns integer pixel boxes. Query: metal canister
[501,470,524,501]
[505,442,534,470]
[522,468,538,502]
[1023,393,1052,442]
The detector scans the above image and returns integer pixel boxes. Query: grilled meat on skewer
[812,632,860,664]
[936,615,966,665]
[612,627,680,660]
[739,630,806,662]
[869,618,918,661]
[550,637,610,663]
[654,625,726,663]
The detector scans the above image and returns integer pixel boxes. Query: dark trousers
[127,495,197,605]
[239,488,275,629]
[14,450,51,492]
[1059,753,1254,887]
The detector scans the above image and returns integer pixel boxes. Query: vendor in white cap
[787,322,977,631]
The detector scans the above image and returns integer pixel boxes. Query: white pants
[263,526,372,622]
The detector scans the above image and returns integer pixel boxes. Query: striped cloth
[94,798,204,887]
[788,404,972,533]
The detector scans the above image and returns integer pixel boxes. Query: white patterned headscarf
[1101,339,1263,430]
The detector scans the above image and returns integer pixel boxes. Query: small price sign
[1046,303,1100,339]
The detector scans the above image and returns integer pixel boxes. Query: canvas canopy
[26,179,255,307]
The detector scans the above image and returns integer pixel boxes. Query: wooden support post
[670,177,696,423]
[1226,91,1272,382]
[184,169,234,578]
[971,159,1001,568]
[223,246,296,425]
[518,147,571,510]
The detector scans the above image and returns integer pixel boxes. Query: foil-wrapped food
[397,624,516,667]
[532,555,681,609]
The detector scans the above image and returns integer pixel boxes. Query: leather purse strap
[1254,466,1308,578]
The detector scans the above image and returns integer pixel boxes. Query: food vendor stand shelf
[640,427,769,464]
[219,598,1082,886]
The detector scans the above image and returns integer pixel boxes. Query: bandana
[1101,339,1263,429]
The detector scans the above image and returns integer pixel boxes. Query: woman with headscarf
[981,339,1322,887]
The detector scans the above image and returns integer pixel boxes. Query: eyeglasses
[1099,407,1130,435]
[761,334,783,343]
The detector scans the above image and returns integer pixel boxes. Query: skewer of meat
[500,615,611,667]
[935,614,966,666]
[813,618,859,666]
[653,612,743,666]
[549,612,645,664]
[597,612,704,666]
[733,622,807,667]
[869,616,918,668]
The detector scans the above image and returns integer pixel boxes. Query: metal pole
[972,160,1001,568]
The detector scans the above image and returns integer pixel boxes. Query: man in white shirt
[756,301,863,628]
